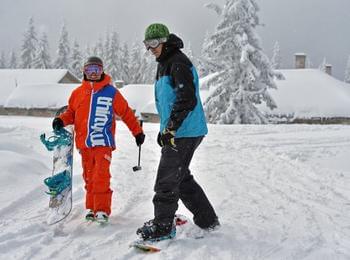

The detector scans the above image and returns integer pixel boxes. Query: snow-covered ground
[0,116,350,260]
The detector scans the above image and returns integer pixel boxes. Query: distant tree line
[0,17,198,85]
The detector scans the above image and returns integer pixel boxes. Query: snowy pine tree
[306,57,313,68]
[197,2,225,78]
[105,31,122,81]
[198,31,212,77]
[139,50,156,84]
[20,17,38,68]
[32,32,51,69]
[54,23,71,69]
[319,57,327,72]
[344,55,350,84]
[0,51,6,68]
[271,41,282,69]
[9,50,18,69]
[183,42,197,68]
[203,0,277,124]
[128,42,143,83]
[204,3,223,16]
[120,43,131,84]
[71,40,83,79]
[121,39,157,84]
[92,37,105,62]
[102,31,111,66]
[83,44,93,61]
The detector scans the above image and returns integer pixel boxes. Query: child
[52,56,145,223]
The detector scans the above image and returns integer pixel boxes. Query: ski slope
[0,116,350,260]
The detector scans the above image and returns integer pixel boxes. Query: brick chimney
[325,64,332,76]
[114,80,124,88]
[295,53,306,69]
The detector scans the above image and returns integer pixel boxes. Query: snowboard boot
[95,211,109,223]
[136,219,176,242]
[85,209,95,221]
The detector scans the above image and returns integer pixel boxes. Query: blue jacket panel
[86,85,116,147]
[155,66,208,138]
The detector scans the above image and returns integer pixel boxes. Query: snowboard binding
[40,128,72,151]
[44,170,71,196]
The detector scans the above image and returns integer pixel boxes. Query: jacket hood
[157,33,184,62]
[82,74,112,92]
[166,33,184,49]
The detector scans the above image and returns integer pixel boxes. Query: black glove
[160,129,176,148]
[157,132,162,147]
[52,118,64,131]
[135,132,145,146]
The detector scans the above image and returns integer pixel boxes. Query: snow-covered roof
[0,69,80,106]
[4,69,350,120]
[259,69,350,118]
[0,69,79,85]
[119,84,155,116]
[141,100,157,114]
[120,83,210,116]
[5,83,78,109]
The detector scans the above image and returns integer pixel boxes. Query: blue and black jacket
[155,34,208,138]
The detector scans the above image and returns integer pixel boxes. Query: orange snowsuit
[59,74,142,215]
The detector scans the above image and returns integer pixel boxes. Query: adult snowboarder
[52,56,145,223]
[136,23,219,241]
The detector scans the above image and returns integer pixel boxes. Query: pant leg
[179,174,218,228]
[177,137,218,228]
[153,144,182,225]
[153,137,208,225]
[91,147,113,215]
[81,149,94,210]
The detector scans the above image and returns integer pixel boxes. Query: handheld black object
[133,120,143,172]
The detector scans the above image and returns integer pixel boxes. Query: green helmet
[144,23,170,41]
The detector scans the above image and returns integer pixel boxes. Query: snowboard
[40,106,74,225]
[130,214,189,253]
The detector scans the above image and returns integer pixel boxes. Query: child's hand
[52,118,64,131]
[135,132,145,146]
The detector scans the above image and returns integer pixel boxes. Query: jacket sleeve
[113,91,143,136]
[58,91,76,126]
[167,62,197,131]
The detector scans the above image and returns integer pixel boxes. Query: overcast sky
[0,0,349,79]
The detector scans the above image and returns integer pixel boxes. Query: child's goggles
[143,37,167,50]
[83,64,103,76]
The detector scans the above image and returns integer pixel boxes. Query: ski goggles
[143,37,167,50]
[83,64,103,76]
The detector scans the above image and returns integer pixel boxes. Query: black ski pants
[153,136,217,229]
